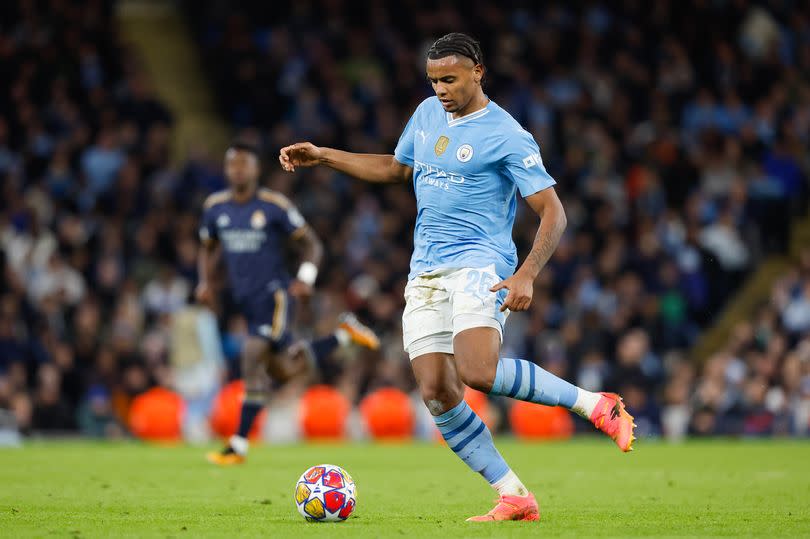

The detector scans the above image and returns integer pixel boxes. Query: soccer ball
[294,464,357,522]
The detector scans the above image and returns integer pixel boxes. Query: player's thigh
[243,286,296,379]
[452,327,501,392]
[410,352,464,415]
[445,265,506,391]
[402,274,453,359]
[446,265,508,337]
[244,287,295,351]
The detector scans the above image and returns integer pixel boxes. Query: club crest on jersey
[456,144,473,162]
[434,135,450,156]
[216,214,230,228]
[250,210,266,229]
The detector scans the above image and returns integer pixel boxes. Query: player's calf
[207,340,270,465]
[289,312,381,377]
[411,354,532,513]
[206,393,264,466]
[454,329,636,451]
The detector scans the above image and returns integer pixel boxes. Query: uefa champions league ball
[294,464,357,522]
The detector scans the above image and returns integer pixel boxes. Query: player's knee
[243,361,271,394]
[418,383,463,416]
[453,330,500,393]
[456,363,496,394]
[271,351,310,383]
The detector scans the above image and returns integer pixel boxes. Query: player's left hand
[490,271,534,312]
[289,279,314,299]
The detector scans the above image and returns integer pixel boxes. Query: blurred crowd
[682,248,810,438]
[0,0,178,437]
[1,0,809,440]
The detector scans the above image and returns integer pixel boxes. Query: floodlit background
[1,0,809,446]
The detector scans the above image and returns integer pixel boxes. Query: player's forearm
[291,226,323,287]
[297,226,324,268]
[518,203,567,280]
[319,148,407,183]
[198,244,219,283]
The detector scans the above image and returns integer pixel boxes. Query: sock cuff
[433,400,469,426]
[491,359,506,394]
[229,435,249,455]
[490,468,516,488]
[335,328,351,347]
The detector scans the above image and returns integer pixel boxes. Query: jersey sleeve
[273,200,308,238]
[199,205,219,245]
[501,128,556,197]
[394,107,419,167]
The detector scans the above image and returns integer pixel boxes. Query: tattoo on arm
[521,208,566,278]
[525,229,556,274]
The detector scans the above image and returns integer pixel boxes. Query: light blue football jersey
[394,96,556,280]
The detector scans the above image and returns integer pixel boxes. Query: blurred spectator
[141,265,190,315]
[80,129,125,210]
[27,252,86,307]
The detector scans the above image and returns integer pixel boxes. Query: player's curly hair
[427,32,484,67]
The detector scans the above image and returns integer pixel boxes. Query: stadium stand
[0,0,808,439]
[0,0,175,435]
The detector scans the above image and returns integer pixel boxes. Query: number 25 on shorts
[463,269,496,300]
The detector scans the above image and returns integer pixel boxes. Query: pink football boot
[466,493,540,522]
[590,392,637,452]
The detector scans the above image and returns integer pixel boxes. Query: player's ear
[473,64,484,84]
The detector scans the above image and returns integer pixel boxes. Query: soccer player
[279,33,636,521]
[198,142,380,465]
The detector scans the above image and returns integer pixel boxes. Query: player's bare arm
[289,225,324,298]
[279,142,412,184]
[490,187,566,312]
[195,238,221,308]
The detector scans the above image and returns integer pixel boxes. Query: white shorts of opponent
[402,264,509,360]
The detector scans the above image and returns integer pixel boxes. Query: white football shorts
[402,265,509,360]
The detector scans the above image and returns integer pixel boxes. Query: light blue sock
[490,357,578,408]
[433,400,509,484]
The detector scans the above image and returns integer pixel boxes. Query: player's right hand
[279,142,322,172]
[195,281,215,308]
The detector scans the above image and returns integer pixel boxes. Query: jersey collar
[445,100,491,127]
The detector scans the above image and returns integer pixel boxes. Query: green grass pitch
[1,439,809,538]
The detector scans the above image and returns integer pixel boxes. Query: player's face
[426,55,483,113]
[224,148,259,190]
